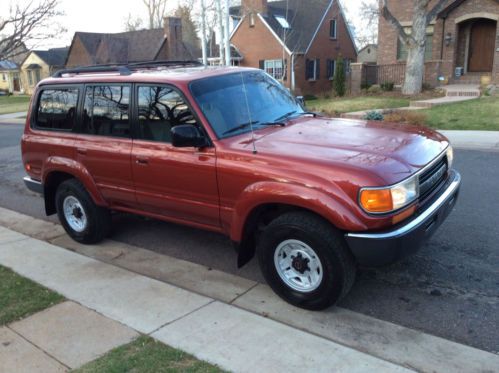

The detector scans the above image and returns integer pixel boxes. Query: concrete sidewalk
[1,207,499,372]
[440,130,499,151]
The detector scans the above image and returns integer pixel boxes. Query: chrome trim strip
[23,176,43,194]
[347,170,460,240]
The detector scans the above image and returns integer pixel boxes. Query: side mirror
[171,124,209,148]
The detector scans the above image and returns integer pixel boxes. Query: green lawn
[0,95,31,115]
[0,265,64,325]
[75,336,224,373]
[307,96,411,116]
[422,96,499,131]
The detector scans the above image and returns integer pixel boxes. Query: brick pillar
[350,63,364,96]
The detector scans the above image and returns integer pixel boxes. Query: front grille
[418,155,448,200]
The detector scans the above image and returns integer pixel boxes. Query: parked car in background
[21,62,460,310]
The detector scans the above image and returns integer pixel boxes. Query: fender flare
[42,156,107,207]
[230,181,367,243]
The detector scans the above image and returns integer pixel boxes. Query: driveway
[1,122,498,352]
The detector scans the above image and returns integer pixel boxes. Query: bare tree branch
[426,0,449,23]
[0,0,65,61]
[380,0,415,44]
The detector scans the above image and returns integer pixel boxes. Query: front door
[13,73,20,91]
[131,85,220,229]
[468,20,497,72]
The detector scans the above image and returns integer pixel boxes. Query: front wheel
[55,179,111,244]
[257,212,356,310]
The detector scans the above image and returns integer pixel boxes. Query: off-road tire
[257,211,356,310]
[55,179,111,244]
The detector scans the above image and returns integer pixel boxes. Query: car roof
[38,66,259,86]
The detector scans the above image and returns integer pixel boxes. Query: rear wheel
[55,179,111,244]
[257,211,356,310]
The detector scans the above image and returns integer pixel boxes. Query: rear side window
[36,88,79,131]
[82,85,130,138]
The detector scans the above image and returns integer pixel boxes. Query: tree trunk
[402,0,427,95]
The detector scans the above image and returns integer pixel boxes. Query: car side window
[36,88,78,131]
[137,85,197,143]
[82,85,130,138]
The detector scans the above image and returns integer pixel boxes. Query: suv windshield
[190,71,304,139]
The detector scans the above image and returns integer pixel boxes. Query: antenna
[239,72,258,155]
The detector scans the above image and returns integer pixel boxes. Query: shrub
[367,85,381,94]
[333,58,346,97]
[380,82,395,92]
[303,94,317,101]
[422,83,433,91]
[384,110,427,126]
[361,82,372,90]
[364,111,384,121]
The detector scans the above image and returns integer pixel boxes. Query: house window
[35,69,41,84]
[306,59,320,81]
[2,73,5,82]
[249,13,255,27]
[330,19,337,39]
[28,70,33,86]
[275,15,290,29]
[263,60,285,80]
[327,59,336,80]
[397,26,434,61]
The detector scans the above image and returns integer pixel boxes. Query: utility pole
[201,0,208,65]
[224,0,231,66]
[215,0,225,65]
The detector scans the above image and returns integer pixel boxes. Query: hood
[227,117,449,186]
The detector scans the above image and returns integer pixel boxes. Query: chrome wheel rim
[63,196,87,233]
[274,239,324,293]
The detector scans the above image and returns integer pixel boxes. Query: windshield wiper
[222,120,286,136]
[274,110,298,122]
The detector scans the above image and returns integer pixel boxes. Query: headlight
[359,177,419,214]
[446,146,454,169]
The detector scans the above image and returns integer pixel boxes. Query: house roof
[31,47,69,66]
[230,0,346,54]
[72,29,167,64]
[358,44,377,53]
[438,0,499,18]
[0,60,18,70]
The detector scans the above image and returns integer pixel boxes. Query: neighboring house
[65,17,199,68]
[357,44,378,64]
[229,0,358,95]
[378,0,499,85]
[20,47,69,94]
[0,61,21,93]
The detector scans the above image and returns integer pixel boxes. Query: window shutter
[305,59,310,79]
[316,59,320,80]
[283,59,287,81]
[326,59,331,79]
[259,60,265,70]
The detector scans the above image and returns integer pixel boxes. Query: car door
[74,84,136,208]
[131,84,220,229]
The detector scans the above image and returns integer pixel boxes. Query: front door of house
[468,20,496,72]
[13,73,20,91]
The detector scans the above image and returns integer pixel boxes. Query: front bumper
[23,176,43,194]
[345,170,461,267]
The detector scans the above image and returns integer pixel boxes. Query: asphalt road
[1,122,498,353]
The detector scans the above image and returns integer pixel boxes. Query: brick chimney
[164,17,183,59]
[242,0,268,15]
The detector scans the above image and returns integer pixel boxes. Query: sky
[1,0,368,49]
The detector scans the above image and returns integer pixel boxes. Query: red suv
[21,62,460,310]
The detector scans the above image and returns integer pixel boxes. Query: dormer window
[275,15,290,29]
[330,19,337,39]
[249,13,255,27]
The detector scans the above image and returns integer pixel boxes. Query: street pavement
[0,121,498,353]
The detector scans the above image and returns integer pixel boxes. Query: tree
[334,57,346,97]
[381,0,448,95]
[174,5,201,50]
[357,0,378,48]
[0,0,64,61]
[124,13,144,32]
[142,0,169,29]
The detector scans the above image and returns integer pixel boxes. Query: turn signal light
[25,163,31,171]
[359,189,393,213]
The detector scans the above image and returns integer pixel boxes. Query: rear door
[131,84,220,228]
[74,84,136,208]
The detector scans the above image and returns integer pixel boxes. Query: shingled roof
[230,0,336,53]
[71,29,167,65]
[31,47,69,67]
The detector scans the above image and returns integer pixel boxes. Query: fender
[42,156,107,207]
[230,181,368,243]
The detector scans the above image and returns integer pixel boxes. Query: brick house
[229,0,357,95]
[65,17,199,68]
[377,0,499,86]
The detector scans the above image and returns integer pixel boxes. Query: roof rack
[52,60,204,78]
[52,65,132,78]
